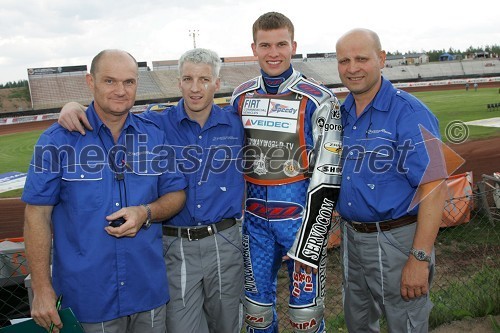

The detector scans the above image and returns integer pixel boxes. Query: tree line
[388,44,500,62]
[0,80,28,89]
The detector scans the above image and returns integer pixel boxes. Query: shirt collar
[261,65,293,94]
[371,76,394,112]
[86,101,143,137]
[174,99,232,128]
[341,76,394,118]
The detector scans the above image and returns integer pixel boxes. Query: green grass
[492,315,500,332]
[8,86,30,101]
[437,214,500,246]
[0,130,43,198]
[322,267,500,332]
[412,88,500,141]
[0,189,23,198]
[429,268,500,329]
[0,131,42,173]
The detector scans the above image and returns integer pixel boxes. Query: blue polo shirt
[337,77,446,222]
[22,102,187,322]
[142,100,244,226]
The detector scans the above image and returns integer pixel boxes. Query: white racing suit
[231,69,342,333]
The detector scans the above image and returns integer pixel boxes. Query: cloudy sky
[1,0,498,84]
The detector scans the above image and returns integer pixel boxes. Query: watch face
[416,251,426,260]
[412,249,430,261]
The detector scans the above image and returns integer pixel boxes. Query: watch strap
[141,204,152,229]
[410,247,431,262]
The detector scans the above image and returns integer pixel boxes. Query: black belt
[347,215,417,233]
[162,218,236,241]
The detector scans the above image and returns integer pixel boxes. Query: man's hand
[58,102,92,135]
[105,206,148,237]
[294,260,318,275]
[31,287,63,333]
[400,256,430,301]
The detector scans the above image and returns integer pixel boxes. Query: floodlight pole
[189,29,199,49]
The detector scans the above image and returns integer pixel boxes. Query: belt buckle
[379,222,391,231]
[207,225,213,236]
[187,228,194,241]
[351,221,362,232]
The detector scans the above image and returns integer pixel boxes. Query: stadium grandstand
[7,54,500,117]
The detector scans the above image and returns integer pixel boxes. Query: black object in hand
[109,217,126,227]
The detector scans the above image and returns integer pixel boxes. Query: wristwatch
[141,204,152,229]
[410,248,431,262]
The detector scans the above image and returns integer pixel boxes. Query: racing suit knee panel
[243,298,274,330]
[289,305,324,333]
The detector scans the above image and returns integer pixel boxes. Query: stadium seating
[25,58,500,111]
[220,63,260,93]
[463,59,500,76]
[292,58,342,85]
[29,73,91,110]
[136,71,164,101]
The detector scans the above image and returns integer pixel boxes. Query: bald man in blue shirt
[57,48,245,333]
[23,49,187,333]
[335,29,448,332]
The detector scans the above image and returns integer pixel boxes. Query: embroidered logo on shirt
[366,129,392,135]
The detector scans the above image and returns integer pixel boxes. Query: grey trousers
[81,304,166,333]
[163,224,244,333]
[341,221,435,333]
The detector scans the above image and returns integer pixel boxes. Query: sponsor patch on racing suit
[231,70,342,332]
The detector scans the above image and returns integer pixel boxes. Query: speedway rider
[231,11,342,333]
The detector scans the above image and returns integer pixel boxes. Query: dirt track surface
[0,119,57,135]
[429,315,500,333]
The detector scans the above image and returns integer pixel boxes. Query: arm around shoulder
[58,102,92,134]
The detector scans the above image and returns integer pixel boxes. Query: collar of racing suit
[261,65,293,94]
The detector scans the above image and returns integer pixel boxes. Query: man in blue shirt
[143,48,245,333]
[57,48,245,333]
[335,29,448,332]
[22,49,187,333]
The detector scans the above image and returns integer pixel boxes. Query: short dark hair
[252,12,294,43]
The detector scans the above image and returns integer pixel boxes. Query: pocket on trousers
[407,300,433,330]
